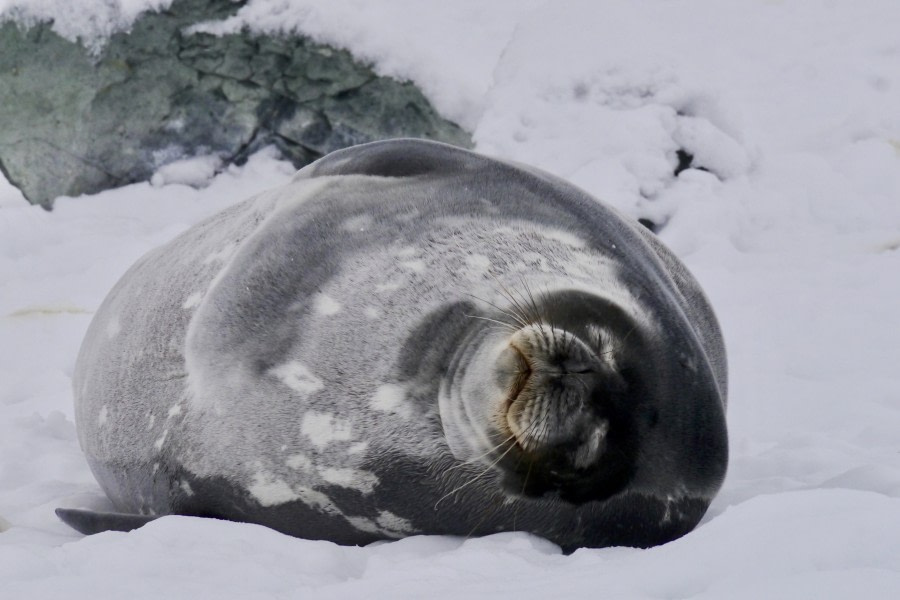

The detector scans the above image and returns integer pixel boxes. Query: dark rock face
[0,0,471,207]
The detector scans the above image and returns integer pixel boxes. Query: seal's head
[441,288,646,504]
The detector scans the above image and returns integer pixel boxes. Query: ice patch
[270,361,325,396]
[301,411,353,448]
[248,472,300,507]
[363,307,380,319]
[182,292,203,310]
[319,467,380,494]
[147,413,156,431]
[375,282,402,292]
[98,405,108,427]
[313,293,342,316]
[151,154,222,188]
[167,404,182,418]
[180,481,194,497]
[370,384,412,419]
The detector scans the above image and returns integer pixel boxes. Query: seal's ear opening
[55,507,157,535]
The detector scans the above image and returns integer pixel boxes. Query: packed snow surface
[2,1,899,598]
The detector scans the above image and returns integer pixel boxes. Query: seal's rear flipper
[55,508,158,535]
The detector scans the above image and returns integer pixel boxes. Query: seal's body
[61,139,727,551]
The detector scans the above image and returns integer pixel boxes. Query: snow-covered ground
[2,1,899,597]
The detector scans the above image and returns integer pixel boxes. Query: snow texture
[1,1,899,598]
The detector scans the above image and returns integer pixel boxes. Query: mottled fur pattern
[67,139,727,550]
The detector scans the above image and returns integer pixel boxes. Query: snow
[2,1,900,598]
[0,0,174,52]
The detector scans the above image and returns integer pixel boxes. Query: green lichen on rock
[0,0,471,207]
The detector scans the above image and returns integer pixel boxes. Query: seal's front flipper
[55,508,158,535]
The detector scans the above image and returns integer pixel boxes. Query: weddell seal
[57,139,728,551]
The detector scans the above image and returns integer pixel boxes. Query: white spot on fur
[203,242,237,265]
[661,495,676,524]
[270,361,325,396]
[396,246,418,258]
[313,293,342,316]
[319,467,379,494]
[182,292,203,310]
[154,429,168,450]
[400,259,426,272]
[296,486,343,516]
[167,404,182,418]
[342,214,373,232]
[363,306,380,319]
[376,281,402,292]
[347,511,414,537]
[301,411,353,448]
[98,405,108,426]
[544,228,586,248]
[370,384,412,419]
[376,511,415,535]
[286,453,313,471]
[347,442,369,455]
[347,516,379,534]
[106,316,120,339]
[147,413,156,431]
[180,481,194,496]
[465,254,491,272]
[152,463,160,474]
[248,472,300,506]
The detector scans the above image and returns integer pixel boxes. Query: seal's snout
[503,325,608,459]
[481,316,642,504]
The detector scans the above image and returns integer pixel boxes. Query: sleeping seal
[58,139,728,551]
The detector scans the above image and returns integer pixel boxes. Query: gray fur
[67,139,727,550]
